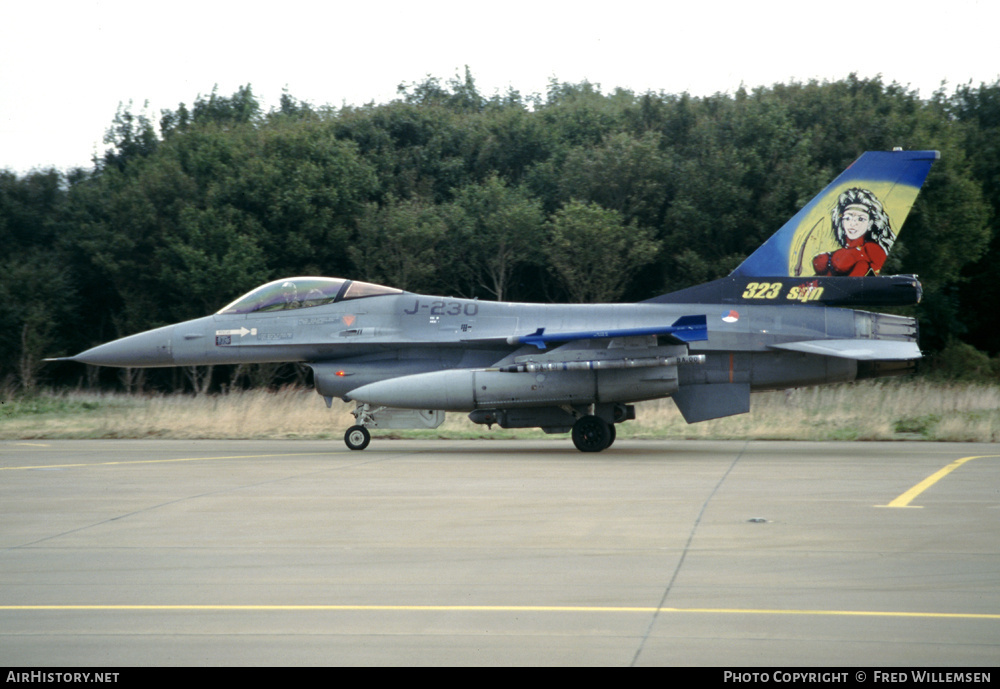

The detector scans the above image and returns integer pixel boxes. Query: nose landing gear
[344,425,371,451]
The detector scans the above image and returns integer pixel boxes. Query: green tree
[157,206,270,318]
[211,119,377,276]
[0,168,66,252]
[191,84,261,126]
[469,103,551,184]
[659,145,754,288]
[445,175,545,301]
[945,80,1000,354]
[398,66,485,113]
[558,131,673,229]
[348,196,447,292]
[0,252,75,393]
[546,200,659,303]
[102,102,159,171]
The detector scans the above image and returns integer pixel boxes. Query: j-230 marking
[402,299,480,317]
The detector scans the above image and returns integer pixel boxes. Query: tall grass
[620,381,1000,441]
[0,387,351,440]
[2,380,999,442]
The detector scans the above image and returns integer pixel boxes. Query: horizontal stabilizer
[509,315,707,350]
[770,339,921,361]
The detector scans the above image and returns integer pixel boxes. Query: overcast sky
[2,0,997,174]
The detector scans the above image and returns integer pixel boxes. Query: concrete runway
[1,438,998,666]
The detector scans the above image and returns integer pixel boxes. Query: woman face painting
[841,206,873,242]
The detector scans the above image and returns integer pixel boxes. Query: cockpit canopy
[217,277,402,315]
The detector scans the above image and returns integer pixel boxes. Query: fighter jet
[55,149,938,452]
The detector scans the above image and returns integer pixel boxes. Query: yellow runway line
[884,454,1000,508]
[2,604,999,620]
[0,452,342,471]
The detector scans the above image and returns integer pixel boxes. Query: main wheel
[344,425,371,451]
[571,415,612,452]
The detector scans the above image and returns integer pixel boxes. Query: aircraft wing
[769,338,921,360]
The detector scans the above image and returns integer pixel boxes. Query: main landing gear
[571,415,616,452]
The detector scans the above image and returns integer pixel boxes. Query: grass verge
[2,380,999,442]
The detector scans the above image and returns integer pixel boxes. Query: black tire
[571,415,612,452]
[344,425,371,451]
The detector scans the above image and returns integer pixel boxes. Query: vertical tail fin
[731,150,939,278]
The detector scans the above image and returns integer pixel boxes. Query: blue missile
[507,315,707,349]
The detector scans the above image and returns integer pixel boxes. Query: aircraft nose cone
[72,325,174,367]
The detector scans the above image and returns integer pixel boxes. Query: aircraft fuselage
[71,291,915,411]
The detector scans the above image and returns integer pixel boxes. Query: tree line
[3,71,999,393]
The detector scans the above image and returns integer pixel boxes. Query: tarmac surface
[1,438,998,667]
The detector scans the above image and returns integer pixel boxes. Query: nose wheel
[344,425,371,451]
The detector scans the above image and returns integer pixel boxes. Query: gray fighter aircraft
[55,149,938,451]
